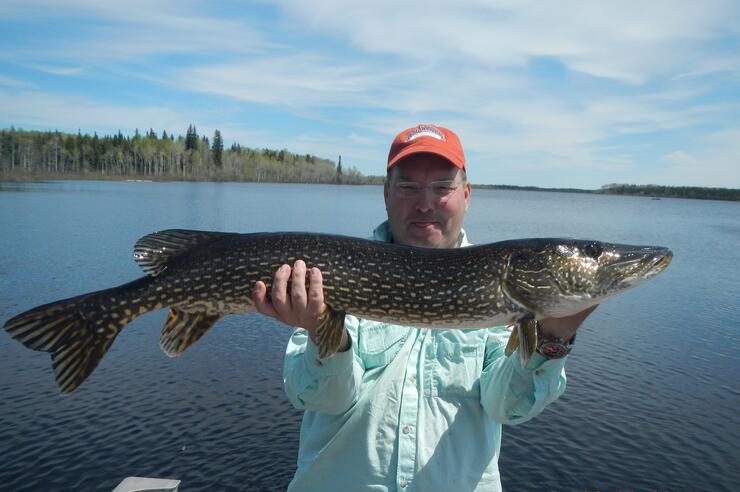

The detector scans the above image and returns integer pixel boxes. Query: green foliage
[473,182,740,201]
[185,125,198,151]
[0,127,378,185]
[598,183,740,201]
[212,129,223,167]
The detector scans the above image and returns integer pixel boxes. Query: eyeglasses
[392,180,463,198]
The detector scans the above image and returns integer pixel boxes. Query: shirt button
[402,425,412,435]
[399,478,408,488]
[408,373,416,383]
[534,369,543,376]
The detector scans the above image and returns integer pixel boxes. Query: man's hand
[253,260,351,353]
[539,305,598,340]
[252,260,327,336]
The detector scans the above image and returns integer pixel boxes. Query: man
[252,124,595,491]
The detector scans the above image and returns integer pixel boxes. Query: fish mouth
[651,249,673,274]
[616,246,672,285]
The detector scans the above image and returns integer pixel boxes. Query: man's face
[384,154,471,249]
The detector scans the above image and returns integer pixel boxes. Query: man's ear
[464,181,471,212]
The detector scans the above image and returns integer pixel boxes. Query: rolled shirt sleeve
[479,328,567,425]
[283,317,365,415]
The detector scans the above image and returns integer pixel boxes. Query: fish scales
[3,229,672,394]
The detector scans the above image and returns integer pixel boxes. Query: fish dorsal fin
[133,229,228,276]
[160,308,221,357]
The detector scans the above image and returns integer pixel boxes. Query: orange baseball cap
[387,124,465,171]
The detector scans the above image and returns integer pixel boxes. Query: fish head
[503,239,672,318]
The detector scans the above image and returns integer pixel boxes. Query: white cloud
[274,0,740,84]
[0,1,738,188]
[655,130,740,187]
[1,1,269,63]
[22,63,85,76]
[0,74,35,89]
[0,89,185,135]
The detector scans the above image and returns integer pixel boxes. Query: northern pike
[3,230,672,394]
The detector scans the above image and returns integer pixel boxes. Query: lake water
[0,181,738,491]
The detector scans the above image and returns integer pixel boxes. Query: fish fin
[133,229,229,277]
[516,317,539,366]
[160,308,221,357]
[314,307,346,359]
[4,292,129,394]
[504,325,519,357]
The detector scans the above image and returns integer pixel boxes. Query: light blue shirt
[283,222,568,491]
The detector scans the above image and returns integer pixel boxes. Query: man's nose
[414,187,436,212]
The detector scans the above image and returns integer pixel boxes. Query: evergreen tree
[336,155,343,183]
[212,129,223,167]
[185,124,198,151]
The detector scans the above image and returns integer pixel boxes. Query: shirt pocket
[432,338,483,398]
[357,323,411,370]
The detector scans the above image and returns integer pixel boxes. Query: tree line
[598,183,740,201]
[474,183,739,201]
[0,127,378,184]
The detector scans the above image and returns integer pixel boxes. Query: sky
[1,0,739,188]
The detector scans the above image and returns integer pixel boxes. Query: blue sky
[1,0,739,188]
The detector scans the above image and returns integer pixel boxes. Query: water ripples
[2,183,739,491]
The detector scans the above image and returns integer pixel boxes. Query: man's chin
[404,227,446,248]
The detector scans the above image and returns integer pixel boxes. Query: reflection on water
[0,181,738,491]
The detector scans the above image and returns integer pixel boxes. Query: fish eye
[583,242,602,259]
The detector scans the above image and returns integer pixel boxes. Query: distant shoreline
[476,183,740,201]
[2,128,737,201]
[2,172,738,201]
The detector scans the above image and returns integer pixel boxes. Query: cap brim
[388,144,465,170]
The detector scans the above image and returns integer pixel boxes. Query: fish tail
[3,280,151,394]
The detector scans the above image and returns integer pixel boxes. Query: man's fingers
[290,260,308,312]
[271,264,293,320]
[306,267,325,318]
[254,263,326,333]
[252,281,278,318]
